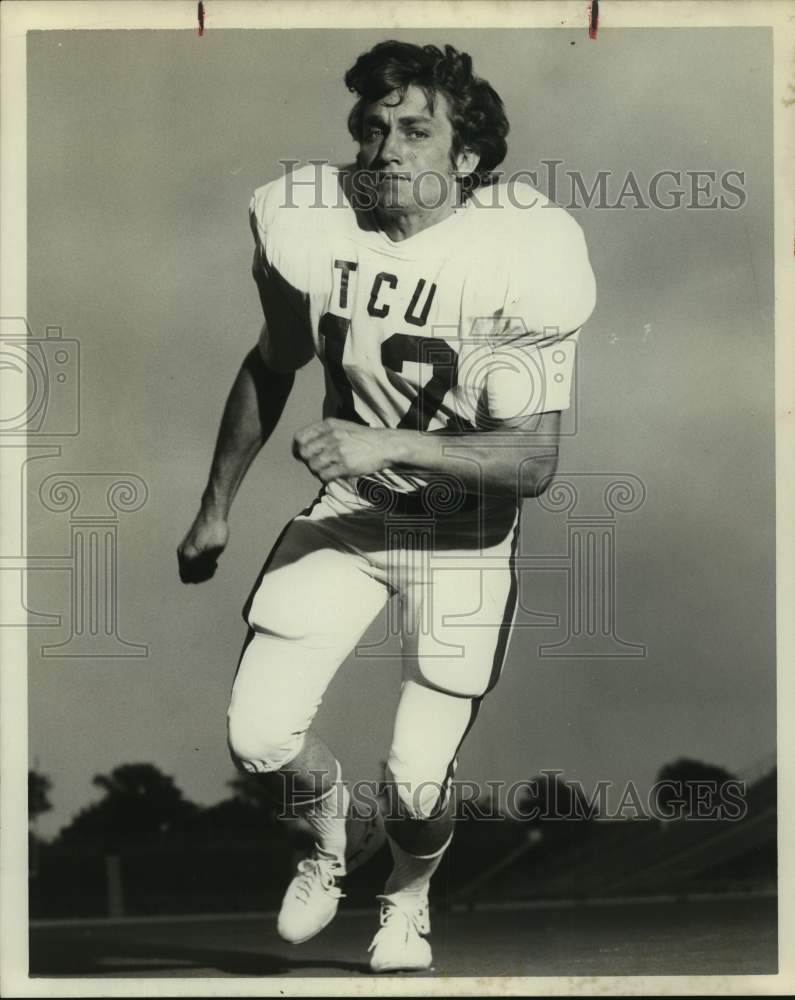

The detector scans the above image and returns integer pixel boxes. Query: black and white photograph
[1,1,793,995]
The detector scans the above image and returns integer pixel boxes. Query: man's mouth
[375,171,411,184]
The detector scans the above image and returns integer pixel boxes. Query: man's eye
[365,128,384,140]
[408,130,429,140]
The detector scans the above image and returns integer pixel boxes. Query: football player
[178,40,596,972]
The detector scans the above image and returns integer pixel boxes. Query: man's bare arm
[201,346,294,518]
[178,345,294,583]
[387,414,561,498]
[293,411,562,500]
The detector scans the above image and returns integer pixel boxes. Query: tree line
[28,757,744,851]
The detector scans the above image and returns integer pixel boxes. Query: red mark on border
[589,0,599,39]
[198,1,205,36]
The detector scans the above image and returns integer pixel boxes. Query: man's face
[357,84,469,214]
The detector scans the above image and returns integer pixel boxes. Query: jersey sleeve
[483,208,596,420]
[248,180,315,373]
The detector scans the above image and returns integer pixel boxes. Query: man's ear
[455,147,480,177]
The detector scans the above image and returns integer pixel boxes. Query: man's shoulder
[459,180,596,332]
[465,180,587,255]
[251,162,353,235]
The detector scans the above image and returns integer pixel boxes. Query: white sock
[384,832,453,902]
[298,761,349,868]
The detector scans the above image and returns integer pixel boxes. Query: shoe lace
[292,849,345,904]
[369,893,429,950]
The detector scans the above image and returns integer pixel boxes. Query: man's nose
[376,130,403,165]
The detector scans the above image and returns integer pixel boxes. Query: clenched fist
[177,510,229,583]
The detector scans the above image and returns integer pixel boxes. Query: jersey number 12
[319,313,463,432]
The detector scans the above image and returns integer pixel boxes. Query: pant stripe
[483,516,521,694]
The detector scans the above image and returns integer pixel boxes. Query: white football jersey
[249,163,596,503]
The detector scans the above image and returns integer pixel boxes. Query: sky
[24,27,775,838]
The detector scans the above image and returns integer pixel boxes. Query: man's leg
[227,515,388,941]
[367,682,476,972]
[369,522,519,972]
[259,729,349,860]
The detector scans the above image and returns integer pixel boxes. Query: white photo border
[2,1,793,996]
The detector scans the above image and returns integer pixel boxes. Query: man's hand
[177,510,230,583]
[293,418,395,483]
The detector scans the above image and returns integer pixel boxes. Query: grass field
[30,894,777,978]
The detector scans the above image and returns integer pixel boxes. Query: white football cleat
[277,846,344,944]
[368,892,433,973]
[345,807,386,873]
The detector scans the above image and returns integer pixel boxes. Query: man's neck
[375,201,458,243]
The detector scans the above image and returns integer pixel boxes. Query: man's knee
[412,660,491,699]
[227,707,305,774]
[384,752,450,821]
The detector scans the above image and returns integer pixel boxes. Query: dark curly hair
[344,40,509,194]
